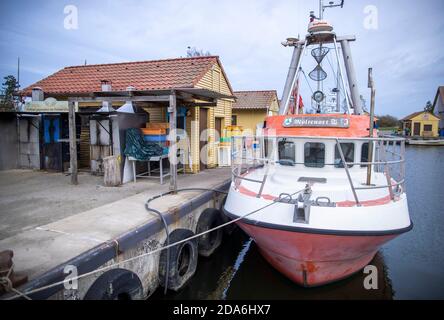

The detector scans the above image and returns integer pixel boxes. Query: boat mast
[279,0,365,115]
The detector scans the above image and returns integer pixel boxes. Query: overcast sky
[0,0,443,117]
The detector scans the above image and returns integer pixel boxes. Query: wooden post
[366,68,375,185]
[103,155,121,187]
[68,100,78,185]
[168,91,177,192]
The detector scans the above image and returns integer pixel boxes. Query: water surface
[152,146,444,300]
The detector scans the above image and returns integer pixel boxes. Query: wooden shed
[21,56,235,174]
[401,111,440,137]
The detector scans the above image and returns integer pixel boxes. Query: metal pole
[400,139,406,192]
[280,40,308,115]
[168,91,177,193]
[336,61,340,112]
[336,138,360,206]
[68,100,78,185]
[333,37,351,114]
[366,68,375,185]
[17,57,20,90]
[380,142,394,200]
[279,44,303,114]
[295,76,301,114]
[340,39,362,114]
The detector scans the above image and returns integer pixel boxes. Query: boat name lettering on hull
[283,117,350,128]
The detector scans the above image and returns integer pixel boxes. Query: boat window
[361,143,369,168]
[334,143,354,168]
[304,143,325,168]
[278,139,295,165]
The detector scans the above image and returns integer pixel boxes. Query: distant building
[432,86,444,135]
[401,111,440,137]
[231,90,279,134]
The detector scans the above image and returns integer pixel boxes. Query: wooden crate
[141,128,167,135]
[146,122,169,130]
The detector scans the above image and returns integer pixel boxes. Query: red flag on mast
[289,80,304,114]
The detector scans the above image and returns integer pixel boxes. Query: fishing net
[311,46,330,64]
[309,65,328,81]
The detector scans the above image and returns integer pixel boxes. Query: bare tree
[186,46,212,57]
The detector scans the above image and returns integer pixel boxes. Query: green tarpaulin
[124,128,164,161]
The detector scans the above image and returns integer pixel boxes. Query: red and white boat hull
[236,221,397,287]
[223,165,412,286]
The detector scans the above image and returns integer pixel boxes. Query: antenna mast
[17,57,20,90]
[279,0,363,116]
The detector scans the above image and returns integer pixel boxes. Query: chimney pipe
[31,87,44,101]
[98,80,115,112]
[101,80,112,92]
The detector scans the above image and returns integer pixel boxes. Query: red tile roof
[22,56,229,96]
[232,90,278,109]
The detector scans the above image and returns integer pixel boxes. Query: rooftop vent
[101,80,112,92]
[117,86,136,113]
[31,87,44,101]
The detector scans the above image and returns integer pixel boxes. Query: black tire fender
[196,208,224,257]
[84,268,143,300]
[159,228,198,292]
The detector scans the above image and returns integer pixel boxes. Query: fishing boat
[223,1,412,287]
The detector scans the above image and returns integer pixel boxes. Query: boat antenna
[319,0,345,19]
[17,57,20,90]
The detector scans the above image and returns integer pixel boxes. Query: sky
[0,0,443,117]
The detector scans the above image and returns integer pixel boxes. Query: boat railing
[230,135,406,205]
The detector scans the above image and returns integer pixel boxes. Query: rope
[4,187,305,300]
[0,263,32,300]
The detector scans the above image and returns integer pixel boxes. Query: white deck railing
[230,135,406,206]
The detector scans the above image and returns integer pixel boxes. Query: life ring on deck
[84,268,143,300]
[196,208,224,257]
[159,228,198,291]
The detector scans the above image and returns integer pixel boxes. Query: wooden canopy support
[68,100,78,185]
[168,91,178,193]
[62,87,234,186]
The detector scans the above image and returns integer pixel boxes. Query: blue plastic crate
[143,135,167,142]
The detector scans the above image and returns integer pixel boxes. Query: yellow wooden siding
[232,109,267,134]
[185,107,200,173]
[143,107,166,123]
[269,97,279,114]
[191,61,233,172]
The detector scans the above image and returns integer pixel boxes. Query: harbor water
[152,146,444,300]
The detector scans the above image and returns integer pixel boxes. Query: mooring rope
[3,187,305,300]
[0,263,32,300]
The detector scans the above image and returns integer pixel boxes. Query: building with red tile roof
[231,90,279,133]
[21,56,235,173]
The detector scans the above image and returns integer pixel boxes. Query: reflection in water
[152,146,444,300]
